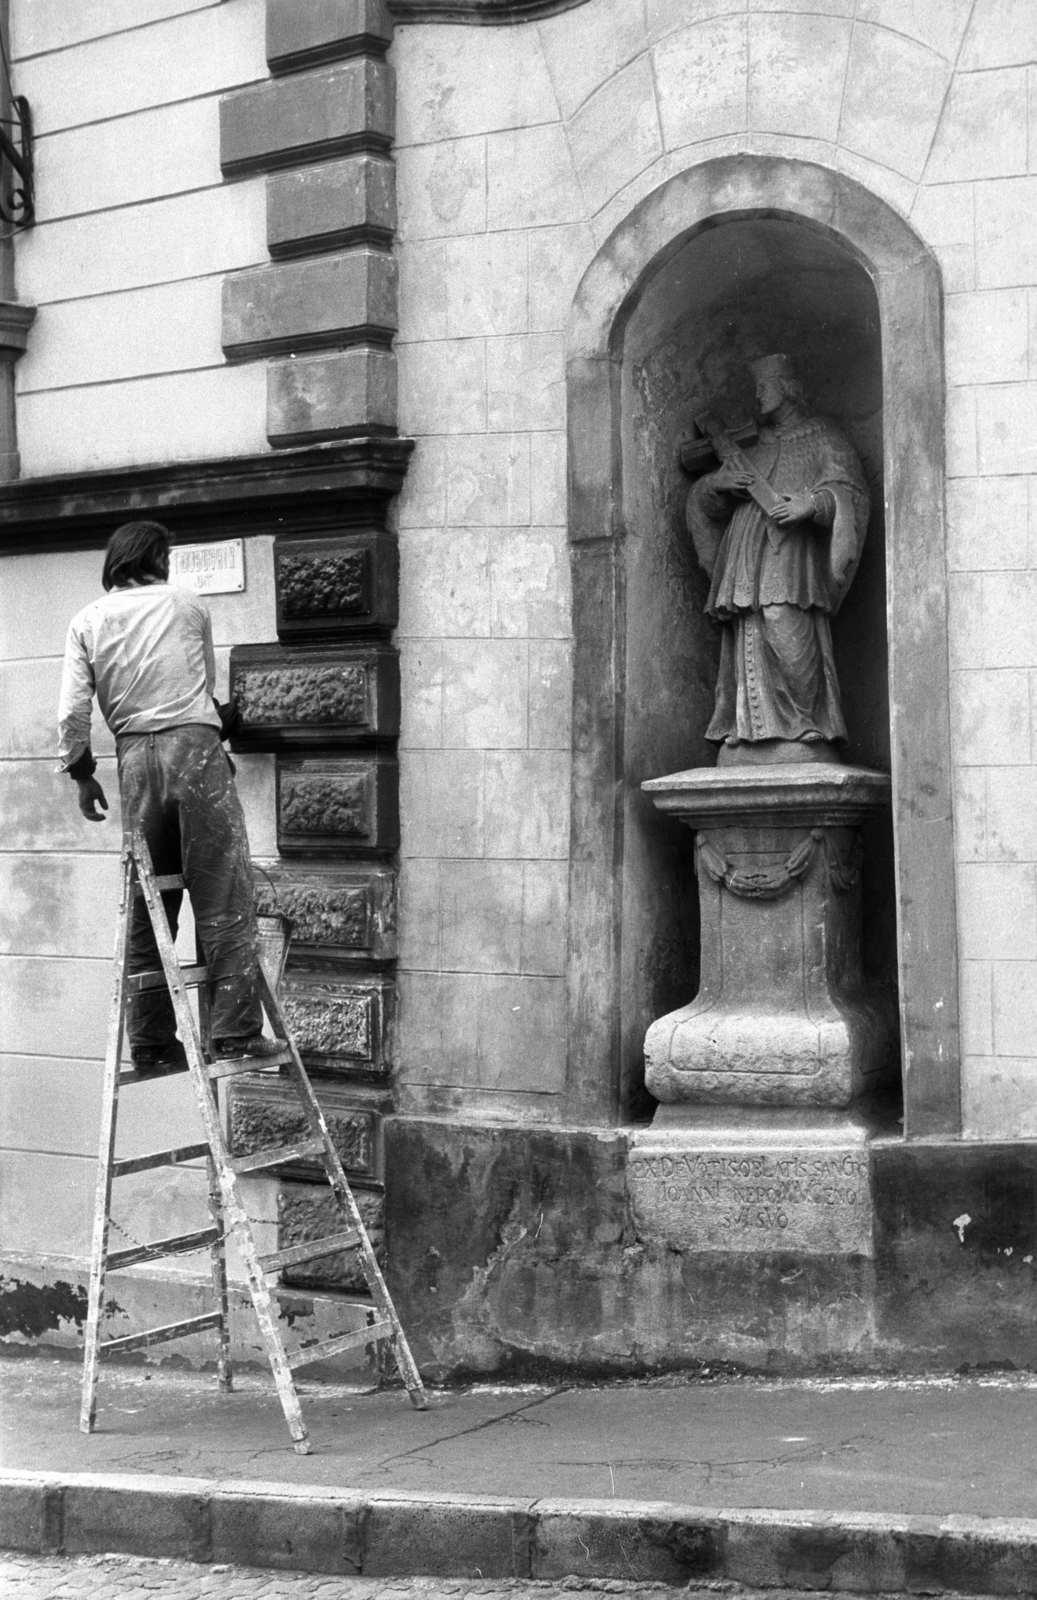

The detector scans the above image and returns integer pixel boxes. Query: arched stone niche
[564,155,959,1140]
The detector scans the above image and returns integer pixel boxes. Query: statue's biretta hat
[749,353,795,382]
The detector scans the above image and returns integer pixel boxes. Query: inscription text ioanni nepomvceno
[628,1145,874,1256]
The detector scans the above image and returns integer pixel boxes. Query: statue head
[750,353,808,419]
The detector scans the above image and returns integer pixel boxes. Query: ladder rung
[126,963,208,995]
[106,1226,220,1272]
[259,1229,361,1274]
[112,1142,210,1177]
[99,1311,223,1357]
[231,1135,325,1174]
[288,1319,394,1369]
[208,1047,292,1081]
[134,873,185,894]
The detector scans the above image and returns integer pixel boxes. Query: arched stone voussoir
[568,154,937,364]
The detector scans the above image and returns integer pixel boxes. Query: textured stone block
[220,59,393,178]
[748,12,848,140]
[228,1076,383,1176]
[282,971,394,1072]
[839,24,949,179]
[395,138,486,242]
[278,1181,383,1288]
[926,67,1028,182]
[267,0,392,75]
[230,643,399,749]
[267,348,397,446]
[62,1483,209,1561]
[568,56,662,213]
[268,154,395,258]
[210,1490,361,1574]
[253,862,396,962]
[223,249,396,361]
[654,15,748,150]
[958,862,1037,962]
[277,756,399,855]
[275,529,398,641]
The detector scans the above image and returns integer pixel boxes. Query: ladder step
[231,1135,325,1174]
[106,1226,220,1272]
[99,1311,223,1357]
[134,873,185,894]
[112,1142,210,1177]
[288,1319,394,1369]
[208,1047,292,1081]
[126,963,208,995]
[259,1229,361,1274]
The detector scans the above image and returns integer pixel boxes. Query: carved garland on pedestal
[696,829,863,900]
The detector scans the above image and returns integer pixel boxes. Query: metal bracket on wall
[0,94,33,228]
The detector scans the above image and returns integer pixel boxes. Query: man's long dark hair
[102,520,171,591]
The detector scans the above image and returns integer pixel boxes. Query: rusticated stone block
[276,756,399,856]
[275,530,398,639]
[223,249,396,361]
[278,1182,383,1290]
[268,155,395,259]
[280,972,394,1071]
[267,348,397,446]
[268,0,393,75]
[227,1076,381,1177]
[253,863,396,961]
[230,643,399,749]
[220,59,393,178]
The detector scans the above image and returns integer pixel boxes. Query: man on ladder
[58,518,279,1072]
[60,518,427,1453]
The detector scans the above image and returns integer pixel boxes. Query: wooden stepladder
[80,829,427,1454]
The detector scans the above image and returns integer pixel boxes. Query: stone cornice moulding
[389,0,589,18]
[0,438,414,551]
[0,298,35,360]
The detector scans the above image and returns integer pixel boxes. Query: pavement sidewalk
[4,1354,1037,1593]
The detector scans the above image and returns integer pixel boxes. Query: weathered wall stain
[0,1276,90,1338]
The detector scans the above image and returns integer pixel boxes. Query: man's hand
[770,490,816,526]
[76,776,109,822]
[710,458,754,494]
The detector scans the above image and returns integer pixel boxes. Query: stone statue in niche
[684,354,869,759]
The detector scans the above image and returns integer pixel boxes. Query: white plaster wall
[390,0,1037,1136]
[10,0,269,475]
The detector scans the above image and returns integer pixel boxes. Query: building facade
[3,0,1037,1378]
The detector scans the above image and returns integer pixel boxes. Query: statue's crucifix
[680,410,786,518]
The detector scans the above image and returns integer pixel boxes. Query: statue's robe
[687,415,869,746]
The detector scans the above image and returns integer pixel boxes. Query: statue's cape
[686,415,870,613]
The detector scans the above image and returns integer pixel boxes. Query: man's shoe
[130,1041,189,1076]
[212,1034,283,1061]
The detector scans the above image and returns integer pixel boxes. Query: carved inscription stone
[238,664,368,726]
[227,1087,376,1177]
[278,1182,383,1291]
[279,549,367,619]
[627,1130,874,1256]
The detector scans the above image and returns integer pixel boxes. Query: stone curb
[4,1471,1037,1593]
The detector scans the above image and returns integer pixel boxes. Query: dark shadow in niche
[617,214,897,1120]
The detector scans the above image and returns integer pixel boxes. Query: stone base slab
[628,1118,875,1256]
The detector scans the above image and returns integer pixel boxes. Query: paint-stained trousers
[117,724,263,1050]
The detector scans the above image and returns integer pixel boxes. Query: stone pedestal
[642,762,894,1111]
